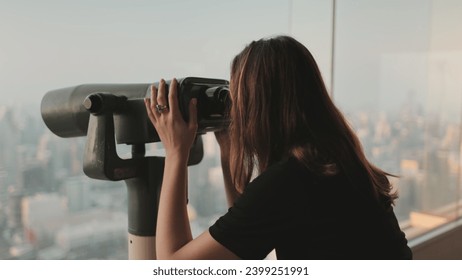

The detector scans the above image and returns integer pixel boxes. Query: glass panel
[0,0,332,259]
[334,0,462,238]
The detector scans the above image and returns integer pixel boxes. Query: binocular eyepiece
[41,77,230,144]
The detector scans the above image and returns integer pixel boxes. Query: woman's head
[228,35,396,206]
[229,36,335,186]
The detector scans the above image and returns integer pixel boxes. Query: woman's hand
[144,78,198,160]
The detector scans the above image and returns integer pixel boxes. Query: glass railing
[333,0,462,240]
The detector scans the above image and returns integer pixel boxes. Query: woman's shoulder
[234,157,315,216]
[247,156,352,201]
[248,157,316,191]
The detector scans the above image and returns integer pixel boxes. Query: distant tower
[6,187,24,230]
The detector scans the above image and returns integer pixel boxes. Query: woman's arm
[145,78,239,260]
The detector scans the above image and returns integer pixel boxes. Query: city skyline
[1,92,460,258]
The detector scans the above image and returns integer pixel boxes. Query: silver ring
[155,104,168,113]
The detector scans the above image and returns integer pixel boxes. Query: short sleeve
[209,162,295,259]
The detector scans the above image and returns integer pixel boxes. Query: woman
[144,35,412,260]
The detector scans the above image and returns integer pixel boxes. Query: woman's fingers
[145,78,197,130]
[157,79,168,111]
[145,84,160,124]
[144,78,198,155]
[188,98,198,131]
[145,98,156,124]
[151,84,158,108]
[168,78,180,116]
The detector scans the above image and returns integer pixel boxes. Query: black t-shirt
[209,157,413,260]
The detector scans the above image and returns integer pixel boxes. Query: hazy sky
[1,0,461,116]
[0,0,332,107]
[333,0,462,115]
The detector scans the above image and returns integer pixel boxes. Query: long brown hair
[228,35,397,206]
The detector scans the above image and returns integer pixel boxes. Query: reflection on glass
[334,0,462,238]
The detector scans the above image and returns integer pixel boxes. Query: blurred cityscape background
[0,105,229,259]
[1,0,461,259]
